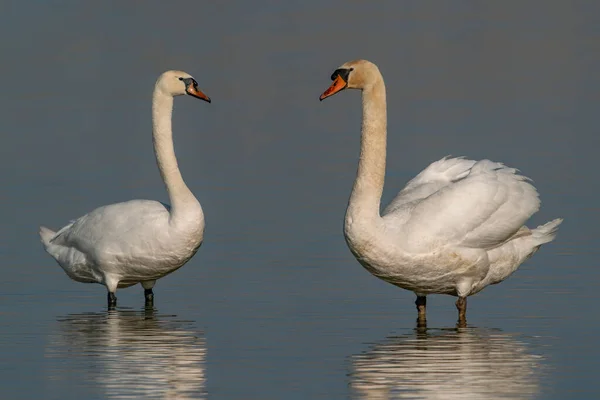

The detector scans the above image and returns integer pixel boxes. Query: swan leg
[104,274,119,310]
[104,274,119,309]
[415,295,427,327]
[107,292,117,308]
[456,297,467,327]
[144,289,154,304]
[142,280,156,305]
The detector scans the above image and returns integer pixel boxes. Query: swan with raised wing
[320,59,562,325]
[39,70,211,307]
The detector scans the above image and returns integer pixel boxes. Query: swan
[319,59,562,325]
[39,70,211,307]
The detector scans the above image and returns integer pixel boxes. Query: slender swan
[319,60,562,325]
[39,70,211,307]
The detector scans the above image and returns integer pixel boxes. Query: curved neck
[152,90,200,220]
[347,78,387,222]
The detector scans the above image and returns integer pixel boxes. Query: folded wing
[384,158,540,252]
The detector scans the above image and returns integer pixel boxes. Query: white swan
[39,70,211,307]
[320,59,562,325]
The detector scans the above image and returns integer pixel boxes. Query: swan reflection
[46,307,206,399]
[350,327,542,399]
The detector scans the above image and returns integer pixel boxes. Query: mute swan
[320,59,562,325]
[39,70,211,307]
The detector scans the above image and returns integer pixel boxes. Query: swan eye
[178,77,183,81]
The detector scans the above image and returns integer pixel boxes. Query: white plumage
[40,70,211,306]
[320,59,562,324]
[378,157,561,296]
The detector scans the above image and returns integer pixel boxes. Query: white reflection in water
[46,308,206,399]
[350,327,542,400]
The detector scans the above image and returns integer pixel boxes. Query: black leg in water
[144,288,154,304]
[415,295,427,327]
[107,292,117,308]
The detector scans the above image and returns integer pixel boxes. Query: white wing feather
[384,156,477,213]
[383,157,540,252]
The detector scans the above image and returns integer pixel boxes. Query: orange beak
[319,75,348,101]
[186,85,211,103]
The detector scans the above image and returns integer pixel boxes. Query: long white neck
[152,90,202,224]
[346,76,387,224]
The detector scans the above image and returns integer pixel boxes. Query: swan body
[40,70,211,306]
[320,60,562,324]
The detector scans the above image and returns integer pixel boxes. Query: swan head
[156,70,211,103]
[319,60,381,101]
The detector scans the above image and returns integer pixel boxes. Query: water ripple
[45,308,206,399]
[350,327,543,400]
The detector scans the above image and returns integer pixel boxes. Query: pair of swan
[40,61,561,324]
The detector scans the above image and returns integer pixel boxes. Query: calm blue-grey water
[1,1,598,399]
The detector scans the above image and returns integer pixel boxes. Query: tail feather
[39,226,56,247]
[531,218,563,245]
